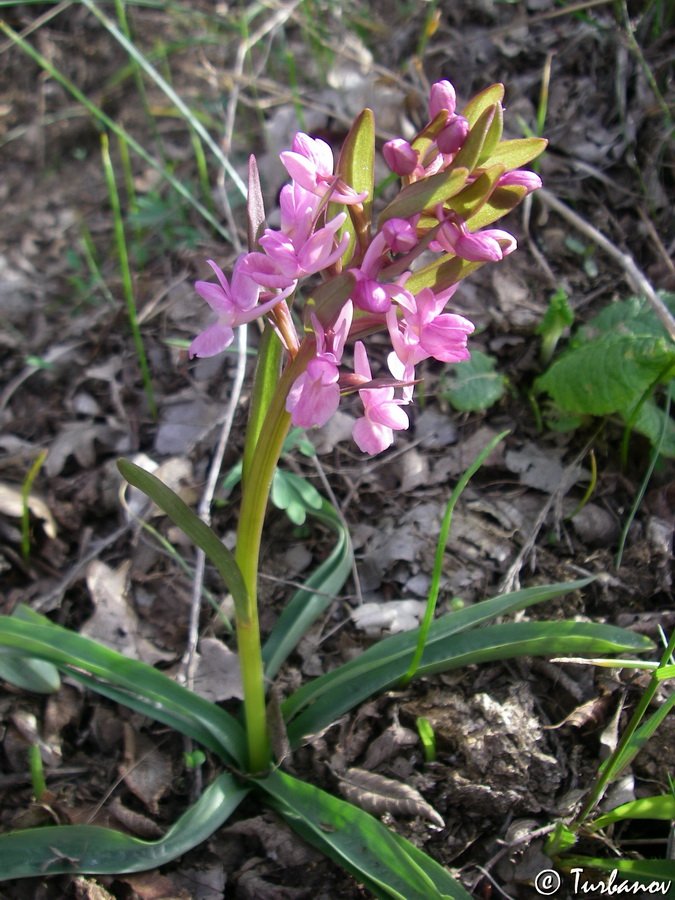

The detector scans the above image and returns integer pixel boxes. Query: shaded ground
[0,1,674,898]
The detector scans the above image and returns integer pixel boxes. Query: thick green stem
[234,341,314,772]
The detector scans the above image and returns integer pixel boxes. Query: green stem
[235,341,314,772]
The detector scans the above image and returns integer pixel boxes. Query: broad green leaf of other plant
[536,294,675,455]
[441,349,506,411]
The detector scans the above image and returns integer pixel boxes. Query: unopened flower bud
[382,218,418,254]
[383,139,419,176]
[429,80,457,120]
[436,115,469,155]
[497,169,543,194]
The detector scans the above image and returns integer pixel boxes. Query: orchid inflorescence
[190,79,546,454]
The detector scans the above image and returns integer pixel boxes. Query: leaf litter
[0,1,673,897]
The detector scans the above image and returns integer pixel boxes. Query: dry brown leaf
[121,870,191,900]
[338,767,444,827]
[0,480,57,538]
[120,725,173,816]
[109,796,164,839]
[82,560,173,666]
[72,876,116,900]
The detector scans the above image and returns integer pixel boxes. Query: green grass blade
[0,610,246,767]
[117,459,249,618]
[589,794,675,832]
[0,21,230,241]
[80,0,246,198]
[258,769,472,900]
[283,578,598,721]
[286,620,654,745]
[262,498,353,680]
[0,772,249,880]
[101,134,157,419]
[401,429,508,684]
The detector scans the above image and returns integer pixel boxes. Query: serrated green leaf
[258,770,472,900]
[442,350,506,411]
[378,168,468,224]
[0,772,249,880]
[482,136,547,170]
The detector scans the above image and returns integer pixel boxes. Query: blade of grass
[101,133,157,420]
[0,21,230,241]
[0,772,249,880]
[401,429,508,685]
[80,0,246,198]
[20,448,48,564]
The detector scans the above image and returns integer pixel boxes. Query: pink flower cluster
[190,80,543,454]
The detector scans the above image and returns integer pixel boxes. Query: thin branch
[537,188,675,342]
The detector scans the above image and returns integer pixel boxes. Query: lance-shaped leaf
[258,769,472,900]
[263,498,353,680]
[338,768,444,828]
[334,108,375,265]
[559,858,675,894]
[482,136,548,170]
[451,104,498,173]
[378,167,468,224]
[0,772,249,880]
[404,254,483,297]
[444,163,506,221]
[0,609,247,767]
[117,459,249,621]
[467,184,528,230]
[477,101,503,166]
[588,795,675,833]
[461,82,505,126]
[0,651,61,694]
[247,154,266,251]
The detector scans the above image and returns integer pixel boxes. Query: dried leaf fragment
[338,767,444,827]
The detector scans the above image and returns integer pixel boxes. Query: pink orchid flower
[280,133,368,205]
[350,232,412,314]
[352,341,409,455]
[189,257,283,358]
[396,287,474,364]
[286,302,353,429]
[433,213,517,262]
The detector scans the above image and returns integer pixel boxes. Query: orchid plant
[0,81,656,897]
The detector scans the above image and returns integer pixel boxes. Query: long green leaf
[283,579,597,721]
[0,772,249,880]
[286,620,654,744]
[0,611,246,767]
[258,769,472,900]
[117,459,249,617]
[0,652,61,694]
[378,168,468,224]
[335,108,375,263]
[589,794,675,832]
[262,498,353,680]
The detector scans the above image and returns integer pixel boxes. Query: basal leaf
[441,350,506,411]
[560,857,675,896]
[0,652,61,694]
[258,769,472,900]
[0,773,249,880]
[589,794,675,832]
[285,620,653,744]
